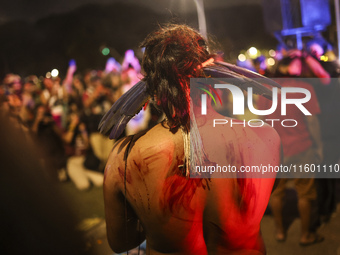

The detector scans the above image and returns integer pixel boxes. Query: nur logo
[198,83,222,115]
[200,84,312,116]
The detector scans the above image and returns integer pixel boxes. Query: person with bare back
[101,24,280,254]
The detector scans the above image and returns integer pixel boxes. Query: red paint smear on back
[161,175,203,213]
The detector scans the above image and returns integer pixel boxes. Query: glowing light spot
[102,48,110,56]
[238,54,246,62]
[248,47,258,57]
[269,49,276,57]
[320,55,328,62]
[51,69,59,77]
[46,72,51,78]
[267,58,275,66]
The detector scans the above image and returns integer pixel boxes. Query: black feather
[215,61,280,88]
[98,80,149,139]
[98,61,281,139]
[203,65,278,99]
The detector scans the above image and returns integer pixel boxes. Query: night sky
[0,0,282,76]
[0,0,337,77]
[0,0,261,24]
[7,0,337,77]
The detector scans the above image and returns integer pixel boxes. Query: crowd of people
[235,38,340,246]
[0,50,163,192]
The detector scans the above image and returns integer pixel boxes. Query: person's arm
[103,137,145,253]
[31,106,50,134]
[63,60,77,94]
[241,125,280,222]
[40,90,49,106]
[63,114,79,144]
[31,109,44,134]
[304,55,330,85]
[305,115,323,163]
[78,123,89,148]
[83,86,102,109]
[287,50,330,84]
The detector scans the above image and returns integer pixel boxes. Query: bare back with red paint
[104,117,280,254]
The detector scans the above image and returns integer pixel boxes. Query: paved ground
[262,207,340,255]
[59,181,340,255]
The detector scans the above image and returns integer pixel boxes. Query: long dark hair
[140,24,212,133]
[139,25,212,214]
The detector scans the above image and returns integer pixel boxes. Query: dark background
[0,0,336,78]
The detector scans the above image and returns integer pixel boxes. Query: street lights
[193,0,207,39]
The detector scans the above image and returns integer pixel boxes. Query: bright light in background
[269,49,276,57]
[105,57,121,73]
[46,72,51,78]
[102,47,110,56]
[51,69,59,77]
[238,54,246,62]
[320,55,329,62]
[248,47,258,58]
[266,58,275,66]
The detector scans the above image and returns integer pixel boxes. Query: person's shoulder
[109,122,179,165]
[241,122,280,148]
[133,123,180,158]
[231,119,279,137]
[106,135,134,172]
[240,124,281,168]
[254,122,279,139]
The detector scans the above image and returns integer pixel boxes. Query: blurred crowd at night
[1,0,340,254]
[1,35,339,187]
[0,49,164,188]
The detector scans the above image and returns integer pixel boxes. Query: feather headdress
[98,61,280,140]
